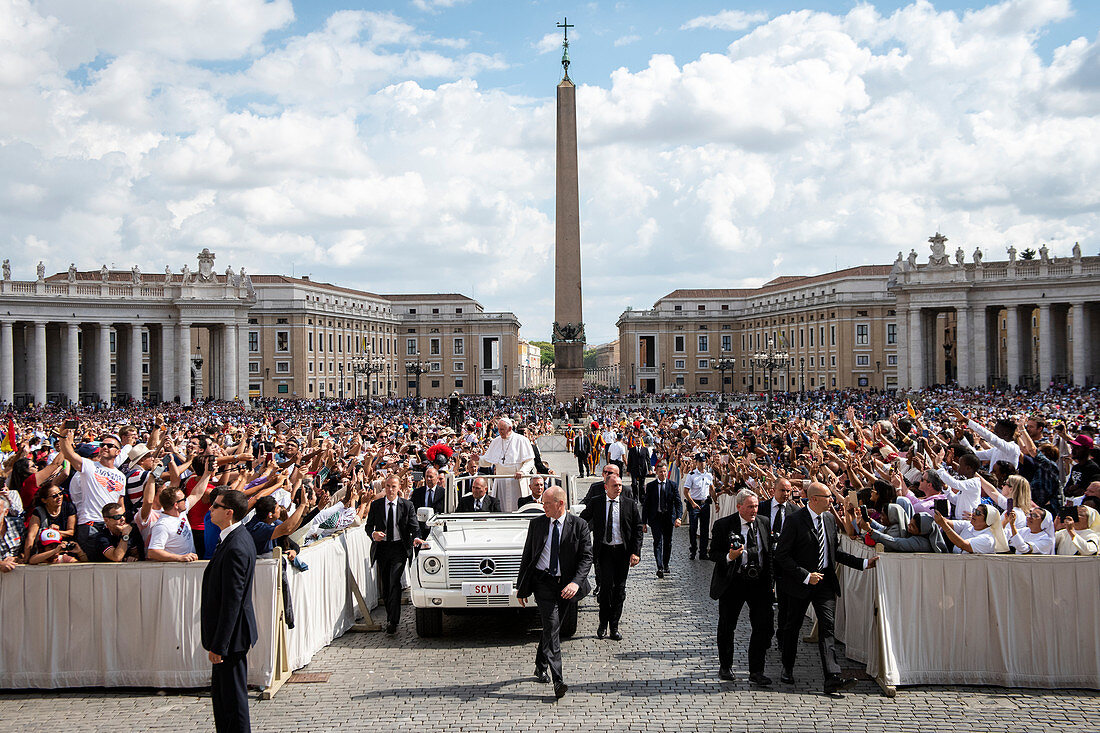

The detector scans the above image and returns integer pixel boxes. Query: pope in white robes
[478,417,535,511]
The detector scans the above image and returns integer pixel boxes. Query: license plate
[461,581,513,596]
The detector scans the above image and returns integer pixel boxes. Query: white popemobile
[410,473,582,638]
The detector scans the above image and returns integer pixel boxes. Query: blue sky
[5,0,1100,344]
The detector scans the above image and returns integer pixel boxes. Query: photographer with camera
[709,488,774,685]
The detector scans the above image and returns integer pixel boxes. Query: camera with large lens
[742,564,760,580]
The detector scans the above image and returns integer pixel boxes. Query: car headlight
[423,556,442,574]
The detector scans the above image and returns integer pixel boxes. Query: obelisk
[552,18,585,403]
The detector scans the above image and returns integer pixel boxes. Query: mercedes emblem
[479,558,496,575]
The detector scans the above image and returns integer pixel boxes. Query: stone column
[158,324,176,404]
[895,307,909,390]
[177,323,192,405]
[955,305,970,387]
[1072,302,1088,387]
[1005,305,1021,387]
[94,324,112,403]
[237,321,250,407]
[908,308,924,389]
[972,307,988,388]
[126,324,143,401]
[1038,304,1052,391]
[221,324,238,401]
[31,322,47,405]
[0,321,12,406]
[63,323,80,404]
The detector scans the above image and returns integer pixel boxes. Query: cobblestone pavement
[3,450,1098,732]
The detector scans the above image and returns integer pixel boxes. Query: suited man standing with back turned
[774,482,878,694]
[201,489,258,733]
[516,486,593,700]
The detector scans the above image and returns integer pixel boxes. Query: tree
[1020,248,1037,260]
[529,341,556,366]
[582,348,598,370]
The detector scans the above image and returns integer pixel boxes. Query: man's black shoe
[749,673,772,686]
[597,622,607,639]
[718,667,734,681]
[609,630,623,641]
[780,669,795,684]
[385,623,397,635]
[689,553,696,560]
[554,681,568,699]
[656,569,664,578]
[534,668,550,684]
[823,674,857,694]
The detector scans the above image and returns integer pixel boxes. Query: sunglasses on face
[105,514,124,521]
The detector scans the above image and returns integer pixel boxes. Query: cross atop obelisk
[552,18,585,403]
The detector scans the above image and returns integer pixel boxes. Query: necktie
[816,516,826,571]
[549,520,560,575]
[745,522,758,567]
[773,505,783,534]
[605,500,615,543]
[659,483,666,514]
[475,499,482,511]
[426,488,432,506]
[387,502,395,542]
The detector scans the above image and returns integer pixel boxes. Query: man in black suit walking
[774,482,878,694]
[570,428,592,477]
[759,478,798,652]
[366,474,426,634]
[516,486,593,699]
[709,488,773,685]
[642,462,682,578]
[625,435,651,496]
[411,466,446,538]
[201,489,258,733]
[580,474,643,640]
[456,476,502,512]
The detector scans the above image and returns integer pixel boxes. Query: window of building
[407,338,417,355]
[407,380,417,389]
[432,308,439,314]
[674,335,685,352]
[799,328,804,348]
[429,338,440,356]
[276,318,288,324]
[887,324,897,345]
[409,308,417,314]
[855,324,869,346]
[887,355,897,366]
[278,384,289,394]
[810,377,815,387]
[249,318,258,325]
[275,361,290,373]
[328,334,333,352]
[858,377,869,387]
[454,337,464,355]
[698,359,708,369]
[430,362,441,372]
[456,308,463,314]
[453,361,464,372]
[455,378,463,388]
[674,305,682,311]
[698,335,708,352]
[430,379,440,388]
[856,355,870,366]
[110,331,116,354]
[809,356,815,367]
[721,304,729,311]
[698,305,705,311]
[830,325,836,346]
[141,331,149,353]
[249,383,260,393]
[308,362,313,372]
[329,361,334,373]
[249,331,259,352]
[699,376,709,385]
[831,377,836,387]
[674,359,685,369]
[249,362,260,374]
[721,334,731,352]
[275,331,289,352]
[830,355,836,367]
[141,363,149,375]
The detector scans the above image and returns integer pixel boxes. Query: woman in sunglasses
[24,483,82,563]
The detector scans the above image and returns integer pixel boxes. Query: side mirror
[416,507,435,524]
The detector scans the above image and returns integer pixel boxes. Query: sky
[3,1,1100,346]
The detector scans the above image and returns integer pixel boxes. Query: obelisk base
[554,367,584,403]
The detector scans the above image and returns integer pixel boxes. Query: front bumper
[409,586,523,609]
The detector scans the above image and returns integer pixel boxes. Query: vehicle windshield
[445,473,568,513]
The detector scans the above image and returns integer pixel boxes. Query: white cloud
[2,1,1100,345]
[614,34,641,47]
[534,32,562,55]
[412,0,470,12]
[681,9,768,32]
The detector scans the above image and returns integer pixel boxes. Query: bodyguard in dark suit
[516,486,593,699]
[709,489,773,685]
[580,474,643,640]
[456,476,503,512]
[366,474,425,634]
[625,440,651,495]
[759,478,799,650]
[571,429,592,477]
[582,464,634,503]
[411,467,446,538]
[642,462,682,577]
[773,482,878,694]
[201,489,258,733]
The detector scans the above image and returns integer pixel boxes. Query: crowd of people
[0,385,1097,577]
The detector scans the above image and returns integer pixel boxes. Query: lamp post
[799,357,805,394]
[751,336,790,412]
[405,349,429,412]
[353,349,384,403]
[710,356,735,405]
[661,361,666,393]
[338,363,344,401]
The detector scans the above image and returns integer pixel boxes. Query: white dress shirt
[603,496,623,545]
[936,467,982,519]
[608,441,627,462]
[962,419,1021,470]
[536,517,563,574]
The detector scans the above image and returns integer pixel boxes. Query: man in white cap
[478,417,535,511]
